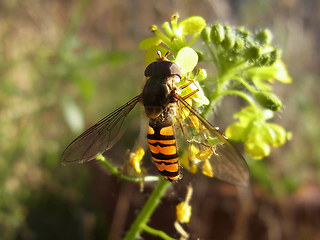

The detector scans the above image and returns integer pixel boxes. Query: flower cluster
[199,23,291,159]
[139,14,292,161]
[139,13,206,65]
[225,106,290,159]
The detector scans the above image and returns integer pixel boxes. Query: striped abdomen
[147,116,180,181]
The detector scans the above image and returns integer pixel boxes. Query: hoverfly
[61,52,249,186]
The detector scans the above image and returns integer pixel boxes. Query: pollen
[129,147,145,174]
[196,148,214,161]
[176,185,193,223]
[189,115,200,132]
[176,201,192,223]
[202,159,214,178]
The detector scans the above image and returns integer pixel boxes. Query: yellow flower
[176,201,192,223]
[129,147,145,173]
[176,185,193,223]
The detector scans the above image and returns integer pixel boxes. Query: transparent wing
[61,95,141,165]
[174,95,250,186]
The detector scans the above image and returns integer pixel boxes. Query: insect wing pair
[61,95,249,186]
[61,57,249,186]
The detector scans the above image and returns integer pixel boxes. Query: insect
[61,52,249,185]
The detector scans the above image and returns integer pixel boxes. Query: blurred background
[1,0,319,239]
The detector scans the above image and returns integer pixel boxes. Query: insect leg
[182,89,199,100]
[180,76,193,89]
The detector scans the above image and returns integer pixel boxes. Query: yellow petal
[176,201,192,223]
[129,147,145,173]
[202,159,214,178]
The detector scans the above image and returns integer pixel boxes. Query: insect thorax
[142,59,181,119]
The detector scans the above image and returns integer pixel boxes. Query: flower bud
[210,23,224,45]
[265,123,287,146]
[255,29,273,45]
[245,136,270,160]
[201,26,211,44]
[176,201,192,223]
[236,27,250,38]
[195,68,207,81]
[245,46,261,60]
[150,25,158,33]
[254,91,282,111]
[196,50,205,62]
[162,21,173,36]
[222,25,236,49]
[234,36,245,52]
[268,49,280,65]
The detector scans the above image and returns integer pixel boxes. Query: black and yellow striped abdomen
[147,116,180,181]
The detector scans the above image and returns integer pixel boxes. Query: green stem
[123,177,171,240]
[220,89,256,107]
[143,225,177,240]
[152,27,174,51]
[219,59,255,81]
[232,76,256,93]
[205,43,220,72]
[96,154,159,182]
[202,93,220,119]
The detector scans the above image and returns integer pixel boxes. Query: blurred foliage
[0,0,134,239]
[0,0,319,239]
